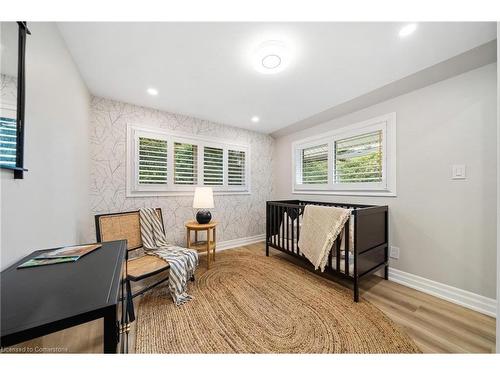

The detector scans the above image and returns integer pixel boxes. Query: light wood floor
[5,242,496,354]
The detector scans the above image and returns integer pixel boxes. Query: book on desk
[17,244,101,268]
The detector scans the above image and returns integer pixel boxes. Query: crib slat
[274,205,280,246]
[270,204,275,246]
[269,203,274,245]
[269,203,274,244]
[336,232,341,272]
[291,208,295,254]
[345,217,350,276]
[276,205,280,247]
[278,205,281,249]
[276,205,279,248]
[328,242,332,269]
[280,206,285,249]
[276,205,279,247]
[266,203,269,248]
[297,210,301,254]
[285,208,289,252]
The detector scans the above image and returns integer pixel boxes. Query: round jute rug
[135,246,420,353]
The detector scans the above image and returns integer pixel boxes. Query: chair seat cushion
[127,254,169,281]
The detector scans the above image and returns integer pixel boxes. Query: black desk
[1,240,128,353]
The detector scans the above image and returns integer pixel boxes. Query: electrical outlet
[390,246,400,259]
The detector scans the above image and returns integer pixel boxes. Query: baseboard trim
[389,268,497,317]
[217,234,266,251]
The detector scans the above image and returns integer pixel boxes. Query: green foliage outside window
[138,137,167,184]
[335,152,382,183]
[174,142,197,184]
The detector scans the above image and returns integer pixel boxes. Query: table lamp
[193,187,214,224]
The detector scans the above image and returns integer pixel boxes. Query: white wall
[0,23,91,269]
[273,64,497,299]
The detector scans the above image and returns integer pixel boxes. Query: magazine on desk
[17,244,102,269]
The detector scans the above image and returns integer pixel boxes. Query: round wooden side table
[185,220,218,269]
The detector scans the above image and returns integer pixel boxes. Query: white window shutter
[174,142,198,185]
[203,146,224,186]
[301,143,328,184]
[137,136,168,184]
[334,130,383,183]
[228,149,246,186]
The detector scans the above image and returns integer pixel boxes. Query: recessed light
[251,116,260,123]
[253,40,290,74]
[399,23,418,38]
[147,87,159,96]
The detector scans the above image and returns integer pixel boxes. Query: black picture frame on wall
[0,22,30,179]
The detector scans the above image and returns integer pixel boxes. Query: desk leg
[103,306,118,354]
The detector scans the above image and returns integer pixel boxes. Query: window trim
[126,124,251,197]
[291,113,396,197]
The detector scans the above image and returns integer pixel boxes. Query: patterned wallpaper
[1,74,17,109]
[89,96,274,245]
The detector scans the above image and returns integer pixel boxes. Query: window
[203,146,223,186]
[301,144,328,185]
[174,142,198,185]
[137,137,168,185]
[127,125,250,196]
[293,113,396,196]
[228,149,246,186]
[334,130,382,184]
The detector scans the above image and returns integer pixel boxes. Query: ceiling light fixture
[251,116,260,123]
[399,23,418,38]
[147,87,159,96]
[253,40,290,74]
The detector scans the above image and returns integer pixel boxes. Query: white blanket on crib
[297,205,351,272]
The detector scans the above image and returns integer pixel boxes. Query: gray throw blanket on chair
[139,208,198,306]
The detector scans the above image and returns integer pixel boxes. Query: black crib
[266,200,389,302]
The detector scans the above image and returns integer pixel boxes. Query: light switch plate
[452,164,466,180]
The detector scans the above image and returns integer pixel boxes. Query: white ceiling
[57,22,496,134]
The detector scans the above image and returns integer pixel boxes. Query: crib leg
[265,243,269,257]
[353,277,359,302]
[384,264,389,280]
